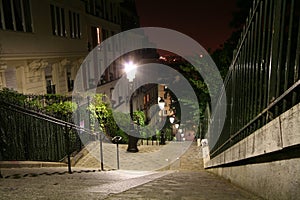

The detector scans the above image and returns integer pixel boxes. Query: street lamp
[179,128,184,142]
[169,116,175,124]
[158,98,165,111]
[158,98,166,145]
[175,123,179,141]
[124,61,137,82]
[125,61,139,153]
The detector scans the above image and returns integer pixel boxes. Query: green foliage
[133,111,146,126]
[211,0,252,78]
[45,101,77,117]
[87,94,132,144]
[111,111,130,143]
[164,127,172,141]
[0,88,75,120]
[87,94,110,131]
[0,88,27,106]
[176,64,210,119]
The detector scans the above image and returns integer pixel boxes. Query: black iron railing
[0,100,95,173]
[207,0,300,158]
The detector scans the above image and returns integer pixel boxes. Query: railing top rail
[210,80,300,157]
[0,100,94,135]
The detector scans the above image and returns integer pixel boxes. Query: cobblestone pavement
[0,142,263,199]
[105,171,262,200]
[75,141,193,171]
[0,168,169,200]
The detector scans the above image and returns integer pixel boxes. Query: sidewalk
[75,141,195,171]
[0,168,262,200]
[0,142,263,199]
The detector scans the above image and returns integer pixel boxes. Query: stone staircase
[179,142,204,171]
[160,141,204,171]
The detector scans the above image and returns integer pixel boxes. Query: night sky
[135,0,238,53]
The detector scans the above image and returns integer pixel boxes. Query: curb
[0,161,67,168]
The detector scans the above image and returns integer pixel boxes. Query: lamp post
[158,98,166,145]
[124,61,139,153]
[179,128,184,142]
[169,115,175,141]
[175,123,179,141]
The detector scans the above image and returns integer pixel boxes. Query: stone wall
[205,102,300,199]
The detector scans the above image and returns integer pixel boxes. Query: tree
[211,0,252,77]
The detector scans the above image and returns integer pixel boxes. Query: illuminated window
[69,10,80,39]
[96,27,101,44]
[50,5,66,37]
[1,0,32,32]
[91,26,102,48]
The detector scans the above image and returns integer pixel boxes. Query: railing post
[65,125,72,174]
[99,132,104,171]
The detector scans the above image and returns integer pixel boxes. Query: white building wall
[0,0,122,95]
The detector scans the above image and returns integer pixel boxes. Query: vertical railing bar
[228,0,262,71]
[249,20,255,130]
[244,23,249,130]
[210,0,261,123]
[275,0,287,114]
[252,10,259,121]
[263,0,274,123]
[245,23,252,137]
[250,0,257,125]
[292,17,300,104]
[283,0,295,111]
[244,34,250,132]
[259,0,268,126]
[267,0,282,117]
[256,0,263,123]
[233,59,240,133]
[241,43,247,130]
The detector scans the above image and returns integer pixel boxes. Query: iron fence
[0,100,96,172]
[208,0,300,158]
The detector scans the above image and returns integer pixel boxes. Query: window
[0,0,32,32]
[13,0,23,31]
[2,0,14,30]
[0,1,3,29]
[46,78,56,94]
[69,10,80,39]
[67,68,73,92]
[50,5,66,37]
[91,26,102,48]
[23,0,32,32]
[45,66,55,94]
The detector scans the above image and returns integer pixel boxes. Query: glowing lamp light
[124,61,137,82]
[175,123,179,129]
[158,98,165,110]
[169,116,175,124]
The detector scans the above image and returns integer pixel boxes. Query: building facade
[0,0,125,95]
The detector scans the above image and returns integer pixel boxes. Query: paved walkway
[105,171,262,200]
[75,141,194,171]
[0,142,263,199]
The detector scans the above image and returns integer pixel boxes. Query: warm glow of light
[169,116,175,123]
[159,56,167,61]
[97,27,101,44]
[124,61,137,82]
[158,98,165,110]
